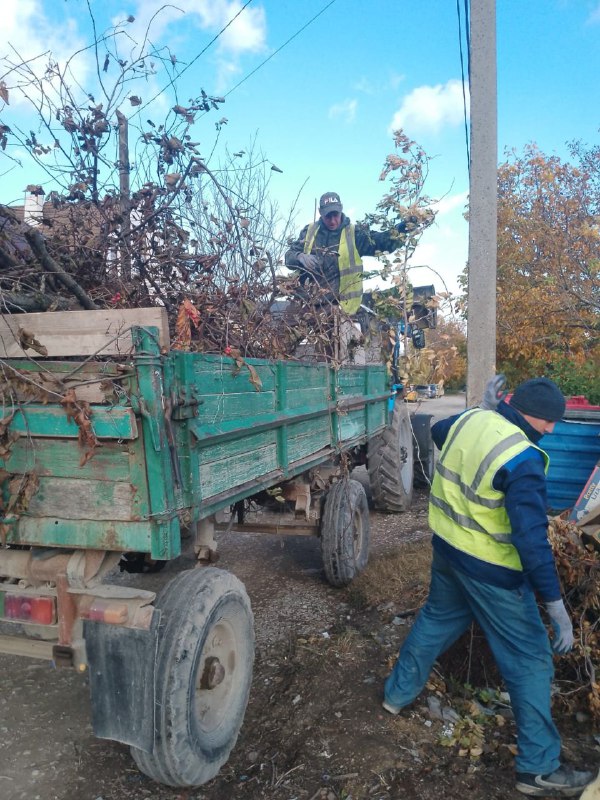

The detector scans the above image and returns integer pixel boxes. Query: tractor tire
[368,402,414,512]
[320,478,370,587]
[411,413,435,488]
[131,567,254,787]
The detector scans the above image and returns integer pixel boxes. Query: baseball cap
[319,192,342,215]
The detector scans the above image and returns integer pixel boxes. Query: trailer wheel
[320,478,370,587]
[411,413,435,488]
[368,402,414,512]
[131,567,254,787]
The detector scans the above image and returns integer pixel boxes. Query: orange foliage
[496,144,599,382]
[173,298,201,350]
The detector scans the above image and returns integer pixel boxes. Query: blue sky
[2,0,600,296]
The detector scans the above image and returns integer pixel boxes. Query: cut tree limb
[0,290,71,313]
[22,228,99,310]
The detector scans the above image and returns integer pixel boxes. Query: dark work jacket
[431,401,562,602]
[285,214,405,303]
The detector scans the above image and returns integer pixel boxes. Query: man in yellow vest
[383,377,594,798]
[284,192,407,315]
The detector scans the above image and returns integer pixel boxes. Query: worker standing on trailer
[382,376,594,798]
[285,191,413,312]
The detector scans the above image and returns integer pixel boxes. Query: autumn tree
[495,142,600,398]
[423,316,467,389]
[360,130,468,384]
[0,6,297,355]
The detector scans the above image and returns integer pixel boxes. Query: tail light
[1,592,56,624]
[80,598,129,625]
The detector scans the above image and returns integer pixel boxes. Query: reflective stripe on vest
[304,222,363,314]
[428,408,549,571]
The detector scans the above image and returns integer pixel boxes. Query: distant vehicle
[405,387,418,402]
[427,384,438,399]
[415,384,435,399]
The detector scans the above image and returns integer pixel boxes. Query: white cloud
[353,77,375,95]
[120,1,266,58]
[116,1,266,92]
[219,3,266,54]
[389,72,406,91]
[587,3,600,24]
[328,99,357,123]
[1,0,89,93]
[363,191,469,297]
[389,79,469,135]
[434,190,468,216]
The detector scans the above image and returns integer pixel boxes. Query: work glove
[545,599,574,654]
[296,253,321,272]
[480,374,507,410]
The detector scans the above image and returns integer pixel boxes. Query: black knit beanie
[509,377,565,422]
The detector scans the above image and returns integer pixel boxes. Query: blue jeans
[384,550,561,775]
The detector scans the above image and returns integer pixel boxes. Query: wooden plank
[197,429,277,465]
[174,352,277,394]
[0,406,138,439]
[196,391,276,423]
[0,360,134,404]
[284,385,330,410]
[12,518,153,551]
[199,440,278,498]
[3,438,132,481]
[283,363,330,391]
[25,477,137,521]
[287,419,332,462]
[338,409,369,442]
[0,308,169,357]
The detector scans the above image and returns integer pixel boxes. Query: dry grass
[348,538,432,609]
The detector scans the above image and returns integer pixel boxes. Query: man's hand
[296,253,320,271]
[480,374,507,410]
[545,599,574,654]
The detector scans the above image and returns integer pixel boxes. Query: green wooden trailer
[0,308,422,787]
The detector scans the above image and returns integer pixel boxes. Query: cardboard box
[570,460,600,523]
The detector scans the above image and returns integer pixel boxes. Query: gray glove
[545,599,574,654]
[480,374,507,410]
[296,252,321,271]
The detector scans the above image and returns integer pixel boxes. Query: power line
[223,0,338,99]
[138,0,255,114]
[138,0,338,118]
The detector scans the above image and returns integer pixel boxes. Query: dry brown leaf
[18,327,48,357]
[173,298,201,351]
[61,387,100,465]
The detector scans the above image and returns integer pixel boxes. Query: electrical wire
[223,0,338,99]
[137,0,255,114]
[456,0,471,174]
[138,0,338,117]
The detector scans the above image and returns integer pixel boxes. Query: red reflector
[32,597,55,624]
[2,593,55,624]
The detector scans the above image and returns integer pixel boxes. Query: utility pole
[466,0,497,407]
[116,110,131,281]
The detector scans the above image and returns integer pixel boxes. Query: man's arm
[284,225,310,268]
[431,413,462,450]
[496,453,562,602]
[353,223,406,257]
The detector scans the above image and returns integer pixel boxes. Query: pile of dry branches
[549,515,600,721]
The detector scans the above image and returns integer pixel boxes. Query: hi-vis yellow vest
[429,408,549,571]
[304,222,363,314]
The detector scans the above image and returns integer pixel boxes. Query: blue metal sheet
[541,418,600,512]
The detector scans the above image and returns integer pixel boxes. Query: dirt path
[2,395,595,800]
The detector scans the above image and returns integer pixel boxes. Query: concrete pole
[466,0,497,407]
